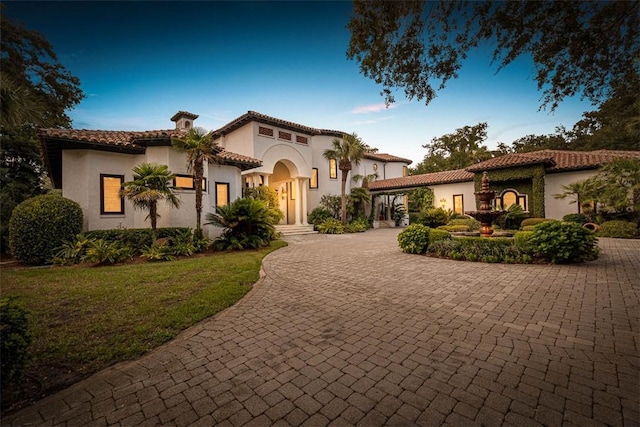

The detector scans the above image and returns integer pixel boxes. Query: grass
[2,240,287,406]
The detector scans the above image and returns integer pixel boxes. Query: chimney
[170,111,199,130]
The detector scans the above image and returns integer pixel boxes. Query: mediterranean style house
[38,111,412,235]
[369,149,640,220]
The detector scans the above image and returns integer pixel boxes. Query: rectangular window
[403,166,408,177]
[453,194,464,215]
[329,159,338,179]
[296,135,308,144]
[174,174,206,191]
[278,130,292,141]
[258,126,274,137]
[215,182,230,207]
[518,195,528,211]
[310,168,318,189]
[100,174,124,215]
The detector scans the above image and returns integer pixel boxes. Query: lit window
[310,168,318,189]
[216,183,230,207]
[499,190,528,211]
[174,174,206,191]
[101,174,124,215]
[329,159,337,179]
[453,194,464,215]
[502,190,517,209]
[402,166,408,177]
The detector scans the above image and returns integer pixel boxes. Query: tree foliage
[347,0,639,110]
[412,122,492,174]
[171,127,218,239]
[120,163,181,241]
[323,133,367,224]
[0,7,85,252]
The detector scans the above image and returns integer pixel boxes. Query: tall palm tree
[323,133,367,224]
[553,178,599,214]
[120,163,180,241]
[171,127,218,238]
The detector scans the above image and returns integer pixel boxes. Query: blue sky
[5,1,594,165]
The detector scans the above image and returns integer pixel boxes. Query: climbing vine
[474,165,546,217]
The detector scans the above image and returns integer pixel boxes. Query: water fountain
[465,172,506,237]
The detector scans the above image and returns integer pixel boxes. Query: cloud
[353,115,396,125]
[351,103,396,114]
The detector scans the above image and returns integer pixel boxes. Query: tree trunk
[194,161,204,239]
[150,201,158,242]
[340,169,348,225]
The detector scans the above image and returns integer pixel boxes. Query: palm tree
[171,127,218,238]
[323,133,367,224]
[553,178,599,214]
[120,163,180,241]
[0,72,46,128]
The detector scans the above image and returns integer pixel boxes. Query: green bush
[447,218,481,231]
[85,227,191,254]
[521,226,535,231]
[398,224,431,254]
[244,186,284,224]
[408,212,420,225]
[528,221,598,263]
[206,198,278,250]
[308,207,333,226]
[415,208,452,228]
[83,239,134,265]
[429,229,452,243]
[345,218,369,233]
[8,194,83,265]
[427,237,530,264]
[597,220,638,238]
[562,213,589,225]
[437,225,469,232]
[521,218,550,228]
[317,218,344,234]
[141,244,176,262]
[513,231,535,254]
[1,297,32,400]
[53,234,94,265]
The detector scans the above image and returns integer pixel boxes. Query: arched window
[496,189,528,211]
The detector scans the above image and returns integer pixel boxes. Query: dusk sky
[5,1,595,165]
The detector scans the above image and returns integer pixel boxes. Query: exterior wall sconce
[440,198,446,208]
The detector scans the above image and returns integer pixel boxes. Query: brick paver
[4,230,639,426]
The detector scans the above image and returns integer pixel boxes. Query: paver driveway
[6,229,639,426]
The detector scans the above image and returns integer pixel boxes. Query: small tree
[323,133,367,224]
[171,127,218,239]
[120,163,180,241]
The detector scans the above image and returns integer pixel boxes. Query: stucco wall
[431,181,476,213]
[544,170,597,219]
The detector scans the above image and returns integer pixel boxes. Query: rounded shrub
[9,194,83,265]
[447,218,481,231]
[317,218,344,234]
[398,224,431,254]
[528,221,598,263]
[1,297,32,400]
[597,220,638,239]
[562,213,588,225]
[307,207,333,226]
[416,208,450,228]
[429,229,451,243]
[520,218,551,228]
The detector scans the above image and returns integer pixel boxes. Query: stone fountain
[465,172,506,238]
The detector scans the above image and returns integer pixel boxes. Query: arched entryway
[270,161,309,225]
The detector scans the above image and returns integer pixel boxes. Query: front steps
[275,224,318,236]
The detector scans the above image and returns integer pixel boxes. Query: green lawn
[2,240,286,401]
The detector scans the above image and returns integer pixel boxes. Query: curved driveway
[7,229,640,426]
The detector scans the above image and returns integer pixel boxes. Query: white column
[262,174,269,186]
[294,179,302,225]
[301,178,308,225]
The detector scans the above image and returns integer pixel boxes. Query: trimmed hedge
[597,221,638,239]
[428,237,530,263]
[562,213,588,225]
[520,217,551,228]
[9,194,83,265]
[398,224,451,255]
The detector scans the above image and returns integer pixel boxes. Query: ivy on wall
[473,165,546,217]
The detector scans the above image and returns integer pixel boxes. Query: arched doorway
[271,161,293,224]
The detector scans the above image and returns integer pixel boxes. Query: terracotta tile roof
[369,169,473,191]
[467,149,640,172]
[38,128,187,147]
[170,111,199,121]
[364,152,413,164]
[38,128,262,170]
[212,111,319,137]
